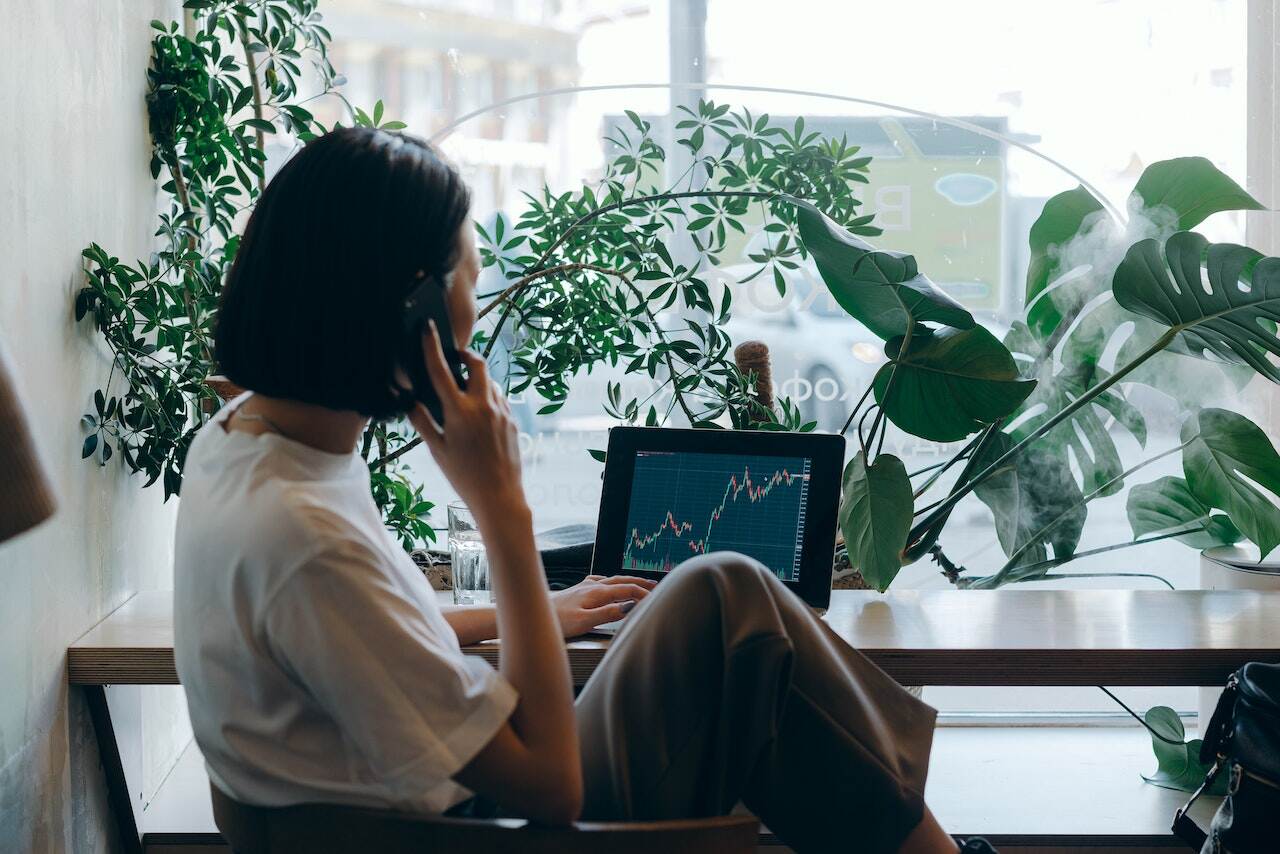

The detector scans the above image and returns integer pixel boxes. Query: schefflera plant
[806,157,1280,591]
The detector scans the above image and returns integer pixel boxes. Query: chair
[211,783,760,854]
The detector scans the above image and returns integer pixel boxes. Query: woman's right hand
[409,321,527,524]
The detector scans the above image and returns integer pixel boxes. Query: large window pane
[320,1,1269,717]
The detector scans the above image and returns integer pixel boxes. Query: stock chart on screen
[621,450,811,581]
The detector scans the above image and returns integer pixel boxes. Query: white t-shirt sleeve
[262,541,517,801]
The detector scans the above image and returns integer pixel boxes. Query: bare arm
[412,328,580,823]
[442,574,658,646]
[454,499,581,821]
[439,605,497,646]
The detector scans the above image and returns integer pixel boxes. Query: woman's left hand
[550,575,657,637]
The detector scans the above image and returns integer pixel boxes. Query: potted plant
[77,2,1280,598]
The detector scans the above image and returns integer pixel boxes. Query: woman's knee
[676,551,771,580]
[661,551,778,602]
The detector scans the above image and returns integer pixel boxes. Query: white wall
[0,1,185,850]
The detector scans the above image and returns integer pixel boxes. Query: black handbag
[1173,662,1280,852]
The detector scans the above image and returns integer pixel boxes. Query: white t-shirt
[174,395,516,813]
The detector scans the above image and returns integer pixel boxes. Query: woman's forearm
[473,498,581,800]
[440,605,498,646]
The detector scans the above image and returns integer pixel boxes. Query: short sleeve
[262,540,517,802]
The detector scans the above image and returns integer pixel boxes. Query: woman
[174,127,987,853]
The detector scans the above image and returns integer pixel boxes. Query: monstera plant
[805,156,1279,590]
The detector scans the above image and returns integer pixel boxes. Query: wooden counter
[70,588,1280,687]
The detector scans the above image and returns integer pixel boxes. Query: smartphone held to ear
[400,271,467,426]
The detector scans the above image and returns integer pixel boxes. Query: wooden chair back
[210,783,759,854]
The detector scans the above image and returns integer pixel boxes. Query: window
[322,0,1273,720]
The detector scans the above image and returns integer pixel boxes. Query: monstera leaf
[794,200,974,339]
[1181,409,1280,557]
[872,327,1036,442]
[1005,322,1147,498]
[971,431,1087,572]
[839,451,912,591]
[1023,157,1263,360]
[1116,318,1259,407]
[1127,475,1242,549]
[1142,706,1227,794]
[1024,186,1111,340]
[1129,156,1264,231]
[1112,232,1280,381]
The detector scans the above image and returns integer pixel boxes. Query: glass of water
[449,502,491,605]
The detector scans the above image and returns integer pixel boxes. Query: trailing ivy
[76,1,430,548]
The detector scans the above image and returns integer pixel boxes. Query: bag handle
[1172,757,1223,851]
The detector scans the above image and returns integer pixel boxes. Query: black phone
[400,271,467,425]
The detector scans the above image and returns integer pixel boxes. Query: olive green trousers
[577,553,936,853]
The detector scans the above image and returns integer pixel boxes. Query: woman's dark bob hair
[215,126,471,419]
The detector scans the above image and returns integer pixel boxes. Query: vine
[75,1,433,548]
[79,1,878,558]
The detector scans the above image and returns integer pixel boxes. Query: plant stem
[480,260,700,423]
[478,262,628,321]
[372,433,419,469]
[960,524,1203,589]
[857,404,879,456]
[908,458,952,478]
[902,422,1000,562]
[912,428,988,498]
[609,270,700,425]
[479,190,781,320]
[238,18,268,193]
[984,436,1197,584]
[913,497,948,517]
[1036,572,1176,590]
[840,382,875,436]
[160,151,213,366]
[1096,686,1188,743]
[911,328,1177,540]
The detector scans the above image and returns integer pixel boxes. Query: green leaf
[794,200,974,339]
[1181,408,1280,557]
[972,431,1086,570]
[1004,322,1146,498]
[1131,156,1264,232]
[82,434,98,459]
[1142,706,1227,794]
[873,327,1036,442]
[240,117,275,133]
[1025,158,1263,361]
[1024,186,1111,340]
[1127,475,1242,549]
[1112,231,1280,381]
[587,449,606,463]
[839,452,912,591]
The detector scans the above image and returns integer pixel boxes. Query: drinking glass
[449,502,491,605]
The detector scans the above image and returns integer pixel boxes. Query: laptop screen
[622,450,812,582]
[592,427,843,608]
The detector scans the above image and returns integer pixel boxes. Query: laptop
[586,426,845,632]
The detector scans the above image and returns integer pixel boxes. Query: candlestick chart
[622,450,810,581]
